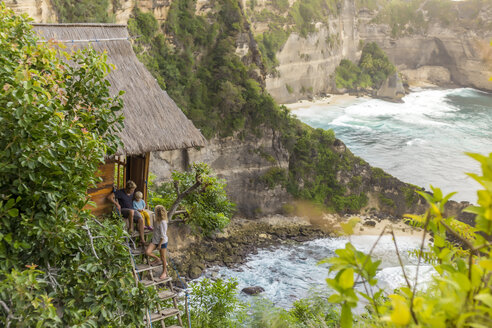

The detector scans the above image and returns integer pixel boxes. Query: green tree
[0,6,155,326]
[51,0,113,23]
[358,42,396,87]
[334,43,396,90]
[335,59,362,89]
[150,163,235,236]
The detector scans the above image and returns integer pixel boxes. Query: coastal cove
[289,88,492,203]
[184,87,492,310]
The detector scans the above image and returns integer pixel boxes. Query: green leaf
[340,268,354,289]
[7,208,19,217]
[475,294,492,308]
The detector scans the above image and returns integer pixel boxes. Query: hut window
[114,155,127,190]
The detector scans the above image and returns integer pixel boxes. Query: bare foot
[150,260,161,266]
[159,273,168,280]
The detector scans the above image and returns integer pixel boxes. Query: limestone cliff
[150,128,291,217]
[4,0,57,22]
[261,0,360,103]
[246,0,492,103]
[359,21,492,93]
[13,0,491,101]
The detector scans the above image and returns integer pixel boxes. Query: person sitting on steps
[146,205,168,280]
[107,180,146,248]
[133,191,152,231]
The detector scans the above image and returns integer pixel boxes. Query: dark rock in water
[242,286,265,295]
[363,220,377,227]
[376,72,406,102]
[189,265,203,279]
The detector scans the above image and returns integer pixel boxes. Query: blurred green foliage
[51,0,114,23]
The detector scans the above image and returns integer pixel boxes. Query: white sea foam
[206,235,431,309]
[406,138,427,146]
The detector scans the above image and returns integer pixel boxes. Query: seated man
[107,180,146,247]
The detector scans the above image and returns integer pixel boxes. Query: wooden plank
[85,160,115,216]
[143,152,150,203]
[88,186,113,197]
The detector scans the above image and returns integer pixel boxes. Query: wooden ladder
[129,235,184,328]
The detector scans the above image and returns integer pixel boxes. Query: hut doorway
[126,152,150,203]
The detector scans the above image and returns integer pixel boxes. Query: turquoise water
[292,88,492,203]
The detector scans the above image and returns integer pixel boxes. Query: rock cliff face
[111,0,172,25]
[265,0,360,103]
[359,24,492,93]
[150,128,291,217]
[255,0,492,103]
[4,0,57,22]
[12,0,491,101]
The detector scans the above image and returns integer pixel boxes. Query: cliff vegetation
[124,1,371,213]
[334,42,396,90]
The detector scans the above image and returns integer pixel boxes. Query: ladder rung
[158,290,177,300]
[135,263,162,273]
[130,248,146,255]
[131,230,153,238]
[161,308,179,318]
[166,326,183,328]
[143,310,180,323]
[130,248,160,256]
[144,312,165,323]
[140,276,172,287]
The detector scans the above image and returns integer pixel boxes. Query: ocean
[291,88,492,203]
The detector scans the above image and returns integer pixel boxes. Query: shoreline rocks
[168,216,331,280]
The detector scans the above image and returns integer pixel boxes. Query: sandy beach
[304,212,427,239]
[284,93,365,111]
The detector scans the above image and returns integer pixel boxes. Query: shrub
[334,42,396,90]
[51,0,113,23]
[189,278,246,327]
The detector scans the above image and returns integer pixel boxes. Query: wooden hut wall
[86,160,115,216]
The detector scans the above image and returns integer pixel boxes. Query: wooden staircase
[129,232,185,328]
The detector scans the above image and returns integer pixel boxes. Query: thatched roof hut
[32,23,206,215]
[33,23,206,155]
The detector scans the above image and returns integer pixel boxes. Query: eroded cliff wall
[150,129,291,217]
[4,0,57,22]
[249,0,492,103]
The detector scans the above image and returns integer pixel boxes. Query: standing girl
[145,205,168,279]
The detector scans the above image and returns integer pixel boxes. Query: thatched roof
[33,23,206,155]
